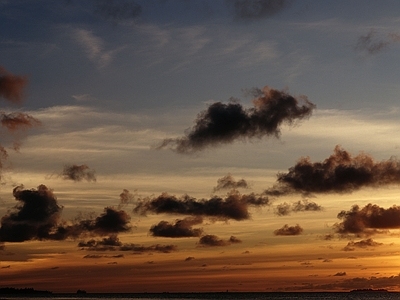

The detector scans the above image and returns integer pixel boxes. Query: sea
[2,292,400,300]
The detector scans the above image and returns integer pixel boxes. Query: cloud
[0,66,28,104]
[274,199,322,216]
[213,174,249,192]
[61,164,97,182]
[355,29,400,55]
[198,234,241,247]
[149,216,203,238]
[93,0,142,22]
[72,28,118,68]
[0,185,63,242]
[118,189,136,209]
[273,224,303,236]
[83,254,124,259]
[61,207,131,238]
[333,272,346,277]
[227,0,291,21]
[79,236,178,253]
[185,256,195,261]
[158,86,315,153]
[0,185,131,242]
[342,238,383,251]
[334,204,400,236]
[133,191,270,221]
[266,145,400,196]
[0,112,41,132]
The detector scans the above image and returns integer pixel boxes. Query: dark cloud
[227,0,291,21]
[56,207,131,239]
[158,86,315,153]
[61,164,96,182]
[0,112,41,132]
[275,199,322,216]
[83,254,124,259]
[273,224,303,236]
[0,66,28,104]
[133,191,270,221]
[198,234,239,247]
[228,236,242,244]
[0,185,63,242]
[79,237,177,253]
[149,216,203,238]
[342,238,383,251]
[93,0,142,22]
[78,234,122,250]
[333,272,346,277]
[0,185,131,242]
[266,145,400,196]
[334,204,400,236]
[185,256,195,261]
[213,174,249,192]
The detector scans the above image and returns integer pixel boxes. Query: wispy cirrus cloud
[71,28,123,68]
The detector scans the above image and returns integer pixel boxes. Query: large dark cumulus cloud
[0,185,131,242]
[150,216,203,238]
[334,203,400,237]
[227,0,291,21]
[266,145,400,196]
[0,185,63,242]
[133,191,270,221]
[158,86,315,153]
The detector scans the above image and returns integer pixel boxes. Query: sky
[2,0,400,293]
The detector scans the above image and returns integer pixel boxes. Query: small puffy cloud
[198,234,242,247]
[213,174,249,192]
[333,272,346,277]
[150,216,203,238]
[61,164,96,182]
[273,224,303,236]
[275,199,322,216]
[342,238,383,251]
[185,256,195,261]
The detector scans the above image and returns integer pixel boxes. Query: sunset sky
[2,0,400,293]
